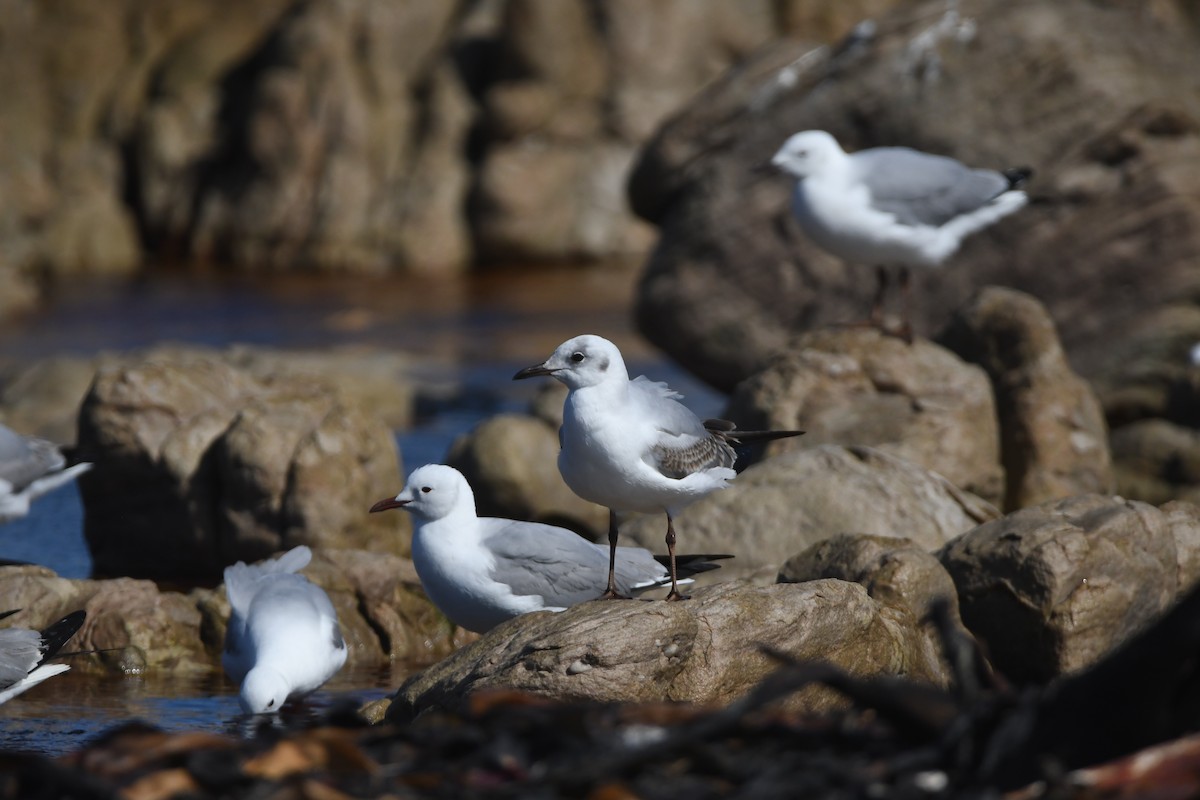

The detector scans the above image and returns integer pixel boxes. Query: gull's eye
[267,699,275,708]
[570,352,585,363]
[795,149,808,158]
[421,486,432,493]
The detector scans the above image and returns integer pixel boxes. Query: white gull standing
[369,464,730,632]
[0,424,92,524]
[0,609,87,705]
[514,335,801,601]
[770,130,1030,335]
[222,546,347,715]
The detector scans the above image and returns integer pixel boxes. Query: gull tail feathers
[224,546,313,614]
[653,553,734,577]
[704,420,805,446]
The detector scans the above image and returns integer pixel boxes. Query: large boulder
[779,533,965,678]
[727,327,1003,505]
[0,344,420,446]
[388,578,949,720]
[939,494,1200,683]
[938,286,1113,510]
[621,445,997,572]
[779,534,961,622]
[631,0,1200,392]
[77,354,407,581]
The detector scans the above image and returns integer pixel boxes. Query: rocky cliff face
[0,0,895,316]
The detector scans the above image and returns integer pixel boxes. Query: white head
[512,334,629,391]
[240,666,290,714]
[369,463,475,523]
[770,130,847,179]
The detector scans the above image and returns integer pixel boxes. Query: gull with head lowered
[514,335,802,601]
[770,129,1030,335]
[370,464,730,633]
[222,546,347,715]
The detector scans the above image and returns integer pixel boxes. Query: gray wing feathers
[0,628,43,689]
[853,147,1010,227]
[628,376,736,479]
[484,521,609,606]
[0,426,66,491]
[483,521,670,603]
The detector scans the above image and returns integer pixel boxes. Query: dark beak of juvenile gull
[751,159,781,177]
[369,497,410,513]
[513,363,554,380]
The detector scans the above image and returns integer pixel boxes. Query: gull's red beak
[369,497,410,513]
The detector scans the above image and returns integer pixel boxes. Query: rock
[631,0,1200,392]
[446,413,607,533]
[0,345,420,449]
[139,0,472,273]
[779,533,965,680]
[77,354,407,581]
[470,0,786,263]
[939,287,1113,510]
[0,565,210,675]
[621,445,998,573]
[0,355,99,444]
[1110,419,1200,504]
[727,327,1003,505]
[779,534,961,622]
[388,578,949,720]
[939,494,1200,683]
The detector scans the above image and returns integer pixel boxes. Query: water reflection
[0,662,405,757]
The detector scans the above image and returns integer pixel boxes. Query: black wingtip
[1003,167,1034,189]
[38,610,86,664]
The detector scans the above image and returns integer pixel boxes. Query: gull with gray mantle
[370,464,730,633]
[222,546,347,715]
[769,129,1030,336]
[0,608,87,705]
[0,423,92,524]
[514,335,802,601]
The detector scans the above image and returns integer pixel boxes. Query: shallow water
[0,265,725,756]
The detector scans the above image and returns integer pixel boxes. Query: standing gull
[222,546,347,714]
[0,424,92,524]
[0,609,87,705]
[514,335,802,601]
[770,130,1030,336]
[369,464,730,632]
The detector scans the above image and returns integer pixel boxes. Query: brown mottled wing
[651,434,737,480]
